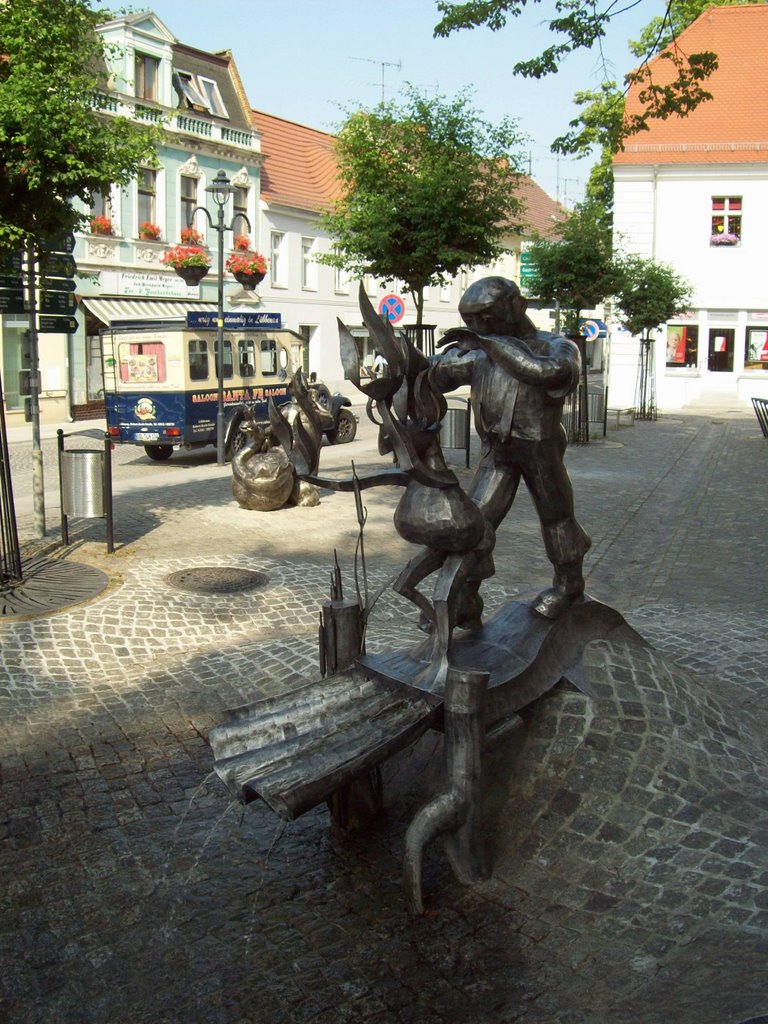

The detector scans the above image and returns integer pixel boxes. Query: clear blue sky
[134,0,667,203]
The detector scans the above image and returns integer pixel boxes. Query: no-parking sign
[581,319,601,340]
[378,293,405,323]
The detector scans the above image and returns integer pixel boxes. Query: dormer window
[173,71,228,118]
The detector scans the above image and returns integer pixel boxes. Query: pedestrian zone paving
[1,404,766,1024]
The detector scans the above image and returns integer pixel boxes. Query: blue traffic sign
[378,293,405,324]
[580,319,607,339]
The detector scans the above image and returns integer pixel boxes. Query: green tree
[320,86,526,324]
[526,201,618,334]
[0,0,159,251]
[434,1,724,150]
[612,254,692,339]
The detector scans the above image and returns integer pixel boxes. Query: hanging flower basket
[161,245,211,285]
[177,265,210,286]
[226,250,268,289]
[233,269,266,289]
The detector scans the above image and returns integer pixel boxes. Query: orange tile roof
[615,4,768,165]
[251,108,564,233]
[251,110,341,213]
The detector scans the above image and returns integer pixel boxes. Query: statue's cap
[458,276,520,314]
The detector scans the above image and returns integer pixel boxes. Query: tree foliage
[612,255,692,337]
[433,0,734,150]
[526,201,618,334]
[320,86,526,324]
[0,0,159,251]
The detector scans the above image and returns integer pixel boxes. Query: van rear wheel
[145,444,173,461]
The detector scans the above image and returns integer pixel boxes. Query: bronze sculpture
[209,279,639,916]
[427,276,591,623]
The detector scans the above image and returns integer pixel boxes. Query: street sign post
[0,289,25,314]
[40,232,76,255]
[38,315,78,334]
[39,291,77,315]
[518,249,540,296]
[42,253,76,279]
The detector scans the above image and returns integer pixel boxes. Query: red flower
[225,251,268,276]
[161,245,211,269]
[180,226,204,246]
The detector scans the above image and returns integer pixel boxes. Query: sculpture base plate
[358,594,644,724]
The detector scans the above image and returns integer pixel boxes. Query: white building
[611,4,768,410]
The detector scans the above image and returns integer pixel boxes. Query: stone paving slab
[1,407,767,1023]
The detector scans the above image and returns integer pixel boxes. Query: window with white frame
[334,265,349,294]
[270,232,286,286]
[174,71,229,118]
[135,53,160,101]
[137,168,157,227]
[364,274,377,297]
[710,196,742,246]
[90,191,112,220]
[302,237,317,290]
[233,186,249,238]
[440,282,451,302]
[180,175,198,233]
[197,76,228,117]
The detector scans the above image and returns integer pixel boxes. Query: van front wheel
[145,444,173,461]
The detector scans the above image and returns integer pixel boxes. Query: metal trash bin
[61,450,105,518]
[440,400,471,467]
[57,430,114,553]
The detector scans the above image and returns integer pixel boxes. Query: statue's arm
[443,329,579,394]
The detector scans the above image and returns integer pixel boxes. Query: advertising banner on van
[186,311,282,330]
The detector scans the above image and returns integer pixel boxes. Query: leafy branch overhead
[319,86,526,325]
[0,0,160,250]
[433,0,736,153]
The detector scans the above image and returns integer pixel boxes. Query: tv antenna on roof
[349,56,402,103]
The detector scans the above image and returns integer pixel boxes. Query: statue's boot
[533,560,585,620]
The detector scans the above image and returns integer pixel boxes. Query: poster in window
[125,354,158,383]
[746,330,768,368]
[666,327,687,365]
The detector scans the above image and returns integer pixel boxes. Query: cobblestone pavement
[1,404,766,1023]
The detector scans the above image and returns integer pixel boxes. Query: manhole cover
[166,567,268,595]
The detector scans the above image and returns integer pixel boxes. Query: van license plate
[137,433,159,442]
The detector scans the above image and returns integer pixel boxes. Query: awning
[81,296,216,327]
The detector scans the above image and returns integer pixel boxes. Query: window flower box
[233,234,251,252]
[180,226,204,246]
[139,221,162,241]
[710,233,740,246]
[89,215,114,236]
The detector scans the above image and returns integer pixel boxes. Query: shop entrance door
[706,328,735,384]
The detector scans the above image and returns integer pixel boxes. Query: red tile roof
[615,5,768,165]
[251,109,564,234]
[251,110,341,213]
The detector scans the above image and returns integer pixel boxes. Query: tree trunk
[413,287,424,326]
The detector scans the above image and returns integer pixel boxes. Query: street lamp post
[190,170,251,466]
